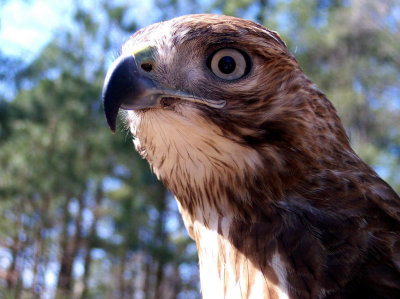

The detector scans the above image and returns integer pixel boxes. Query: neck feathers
[182,203,289,299]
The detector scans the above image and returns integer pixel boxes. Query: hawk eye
[210,48,248,80]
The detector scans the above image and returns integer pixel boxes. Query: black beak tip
[102,89,118,133]
[106,113,117,133]
[102,55,137,133]
[102,88,118,133]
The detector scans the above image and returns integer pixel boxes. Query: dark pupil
[218,56,236,74]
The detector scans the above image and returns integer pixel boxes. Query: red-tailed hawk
[102,14,400,298]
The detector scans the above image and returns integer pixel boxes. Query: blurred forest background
[0,0,399,298]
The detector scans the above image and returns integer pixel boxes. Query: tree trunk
[170,264,182,299]
[80,246,92,299]
[153,190,168,299]
[31,225,44,297]
[56,197,71,298]
[6,211,27,299]
[31,194,51,296]
[143,255,153,299]
[13,244,27,299]
[56,194,83,299]
[126,256,136,299]
[118,249,128,299]
[80,183,103,299]
[6,234,20,290]
[153,261,164,299]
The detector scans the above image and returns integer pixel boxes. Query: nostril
[141,63,153,72]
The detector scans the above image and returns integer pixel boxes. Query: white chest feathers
[190,208,289,299]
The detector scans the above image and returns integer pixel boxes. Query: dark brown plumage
[102,14,400,298]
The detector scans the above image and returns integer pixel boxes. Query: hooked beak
[102,55,226,132]
[102,55,158,132]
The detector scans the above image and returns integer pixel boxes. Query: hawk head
[103,14,352,216]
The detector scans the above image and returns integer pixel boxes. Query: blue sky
[0,0,158,63]
[0,0,74,61]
